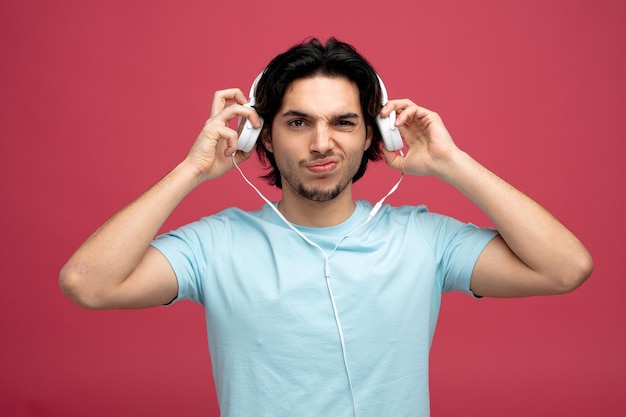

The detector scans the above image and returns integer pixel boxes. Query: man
[60,38,592,417]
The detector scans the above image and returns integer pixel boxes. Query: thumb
[382,148,404,171]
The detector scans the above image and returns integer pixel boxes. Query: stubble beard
[280,155,360,202]
[296,182,346,202]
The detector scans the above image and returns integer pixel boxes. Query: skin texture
[59,75,592,310]
[262,76,372,227]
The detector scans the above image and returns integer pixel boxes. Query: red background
[1,0,624,415]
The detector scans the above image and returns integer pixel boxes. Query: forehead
[280,76,362,116]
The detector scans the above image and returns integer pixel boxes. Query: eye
[288,119,307,128]
[334,119,357,130]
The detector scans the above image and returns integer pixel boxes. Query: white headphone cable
[231,154,403,417]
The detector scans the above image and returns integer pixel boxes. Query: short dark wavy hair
[253,37,384,188]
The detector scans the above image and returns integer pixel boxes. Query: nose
[310,124,333,154]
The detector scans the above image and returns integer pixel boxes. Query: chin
[297,183,345,202]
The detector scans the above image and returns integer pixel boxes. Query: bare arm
[382,100,593,297]
[59,89,262,309]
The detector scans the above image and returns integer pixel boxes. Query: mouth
[306,158,338,174]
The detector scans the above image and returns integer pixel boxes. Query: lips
[306,158,338,173]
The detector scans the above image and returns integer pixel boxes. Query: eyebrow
[281,110,361,120]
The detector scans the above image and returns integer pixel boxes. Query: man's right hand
[183,88,263,184]
[59,88,262,310]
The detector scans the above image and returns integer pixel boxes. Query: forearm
[381,99,591,295]
[59,160,201,306]
[439,150,593,293]
[60,88,261,308]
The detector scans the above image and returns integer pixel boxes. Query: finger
[381,99,432,117]
[204,124,245,160]
[394,106,420,127]
[396,104,433,127]
[381,146,405,171]
[380,98,415,117]
[380,99,417,127]
[210,88,248,117]
[205,114,259,158]
[200,122,238,147]
[229,144,257,163]
[208,102,262,130]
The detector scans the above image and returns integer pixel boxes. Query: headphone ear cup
[237,105,264,152]
[237,71,266,152]
[376,111,403,151]
[375,74,403,151]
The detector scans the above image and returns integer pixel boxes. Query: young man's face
[262,75,372,202]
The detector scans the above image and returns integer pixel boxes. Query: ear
[261,128,273,153]
[364,123,374,151]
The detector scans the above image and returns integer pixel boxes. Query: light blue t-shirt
[151,200,497,417]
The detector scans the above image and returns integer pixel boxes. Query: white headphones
[232,72,405,417]
[237,71,403,153]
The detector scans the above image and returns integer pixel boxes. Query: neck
[278,185,356,228]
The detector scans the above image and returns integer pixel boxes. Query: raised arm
[381,100,593,297]
[59,89,262,309]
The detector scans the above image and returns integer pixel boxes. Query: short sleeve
[150,218,221,306]
[439,222,498,295]
[415,210,498,296]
